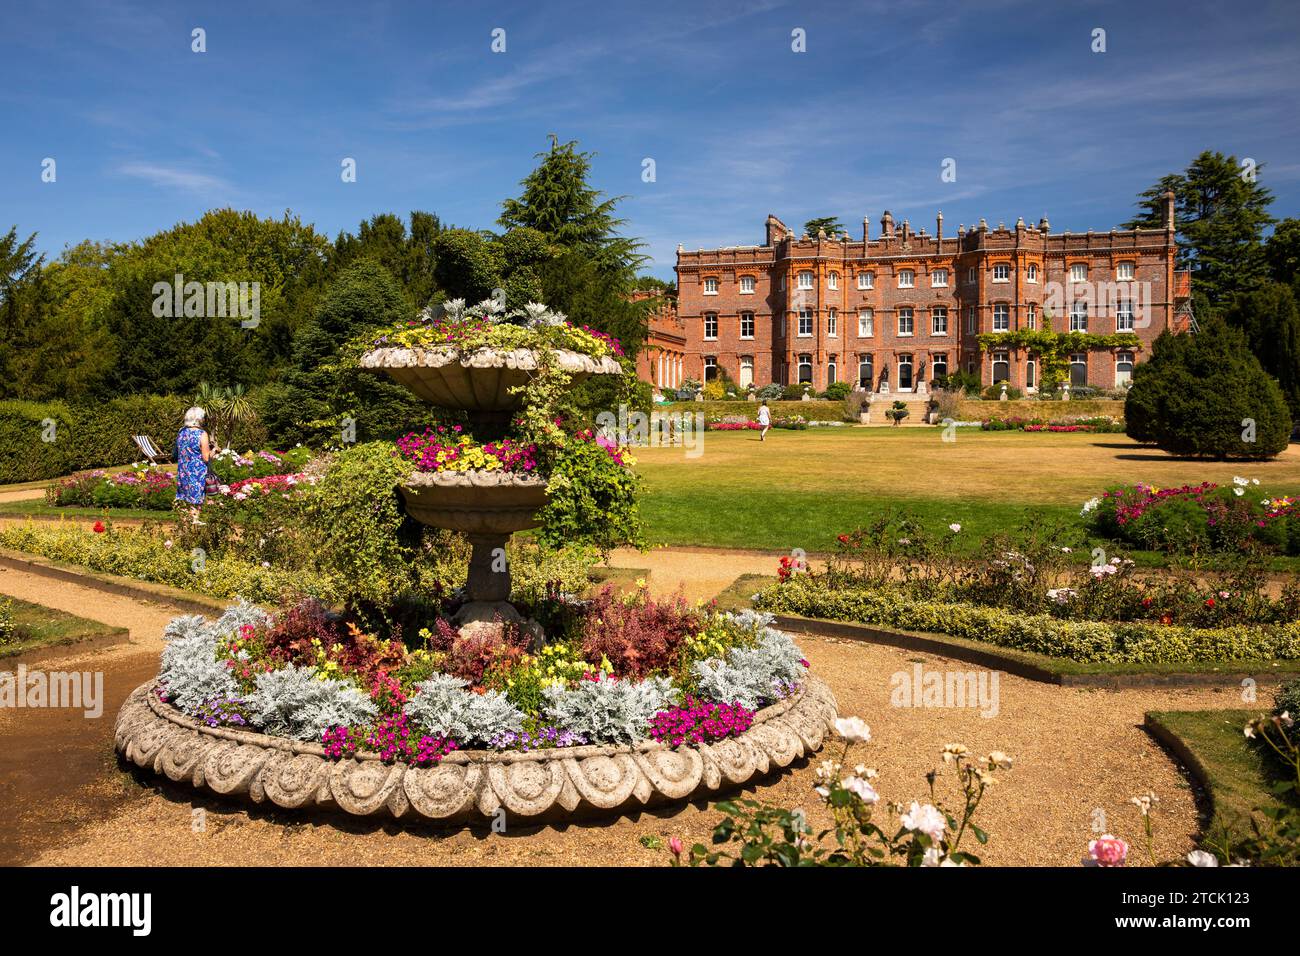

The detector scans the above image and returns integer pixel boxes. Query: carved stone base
[115,679,839,825]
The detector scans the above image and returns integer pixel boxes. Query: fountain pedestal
[363,344,621,633]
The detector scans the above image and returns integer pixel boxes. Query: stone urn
[362,345,622,631]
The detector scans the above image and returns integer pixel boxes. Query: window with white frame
[858,308,874,337]
[993,303,1010,331]
[797,270,814,290]
[1026,303,1037,329]
[967,266,977,283]
[1070,352,1088,386]
[1116,300,1134,332]
[1069,300,1088,332]
[1070,263,1087,283]
[932,352,948,380]
[1115,350,1135,386]
[827,308,838,336]
[1027,263,1039,283]
[740,312,755,338]
[797,354,813,383]
[992,263,1010,282]
[704,356,718,380]
[898,307,914,336]
[966,306,977,333]
[798,309,813,336]
[931,268,949,287]
[898,269,915,288]
[827,356,838,384]
[704,277,718,295]
[828,271,839,290]
[992,351,1010,383]
[703,313,718,339]
[739,275,755,294]
[857,271,874,290]
[1116,262,1135,281]
[931,306,948,335]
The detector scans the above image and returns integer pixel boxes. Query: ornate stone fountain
[358,344,622,632]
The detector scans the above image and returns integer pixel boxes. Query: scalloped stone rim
[403,470,547,489]
[114,678,838,824]
[360,346,622,377]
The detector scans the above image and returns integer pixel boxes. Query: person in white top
[757,400,771,441]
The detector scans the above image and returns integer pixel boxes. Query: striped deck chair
[132,434,172,465]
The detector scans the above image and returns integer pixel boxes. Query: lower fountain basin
[400,470,548,535]
[114,678,838,825]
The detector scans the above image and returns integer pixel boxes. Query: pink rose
[1088,835,1128,867]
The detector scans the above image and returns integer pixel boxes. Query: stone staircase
[860,392,934,427]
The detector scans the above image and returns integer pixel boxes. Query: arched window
[797,354,813,383]
[992,351,1010,383]
[704,356,718,381]
[858,354,873,389]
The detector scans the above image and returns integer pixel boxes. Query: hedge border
[715,574,1300,687]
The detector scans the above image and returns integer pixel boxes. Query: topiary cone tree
[1125,317,1293,459]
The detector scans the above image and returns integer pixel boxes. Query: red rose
[92,521,105,533]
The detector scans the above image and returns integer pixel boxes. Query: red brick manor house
[660,192,1184,395]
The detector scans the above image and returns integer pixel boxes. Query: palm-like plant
[193,382,256,449]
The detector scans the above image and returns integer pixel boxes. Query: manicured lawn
[0,499,170,522]
[0,596,128,659]
[1146,710,1298,849]
[635,428,1300,552]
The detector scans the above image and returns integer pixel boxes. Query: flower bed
[45,447,313,511]
[396,424,539,474]
[116,595,837,823]
[752,511,1300,665]
[704,415,813,431]
[358,299,623,360]
[756,574,1300,665]
[46,466,177,510]
[154,595,811,761]
[1084,478,1300,555]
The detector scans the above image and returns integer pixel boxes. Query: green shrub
[821,381,851,401]
[754,575,1300,665]
[1126,318,1292,459]
[782,383,809,400]
[755,383,784,401]
[981,382,1023,401]
[302,442,423,609]
[1276,677,1300,718]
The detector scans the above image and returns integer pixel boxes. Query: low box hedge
[754,576,1300,665]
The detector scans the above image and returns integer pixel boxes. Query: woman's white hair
[183,406,206,428]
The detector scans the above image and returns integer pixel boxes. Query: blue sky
[2,0,1298,279]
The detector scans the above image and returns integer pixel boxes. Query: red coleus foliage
[578,586,700,680]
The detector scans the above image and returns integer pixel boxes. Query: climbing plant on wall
[976,312,1142,389]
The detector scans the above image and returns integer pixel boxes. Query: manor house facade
[671,192,1184,394]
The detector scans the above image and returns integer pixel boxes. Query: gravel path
[0,555,1269,867]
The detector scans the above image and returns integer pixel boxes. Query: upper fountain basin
[361,346,622,411]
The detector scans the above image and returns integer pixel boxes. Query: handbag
[203,466,221,496]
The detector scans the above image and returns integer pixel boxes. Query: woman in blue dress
[175,406,213,520]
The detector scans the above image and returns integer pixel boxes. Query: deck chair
[133,434,172,465]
